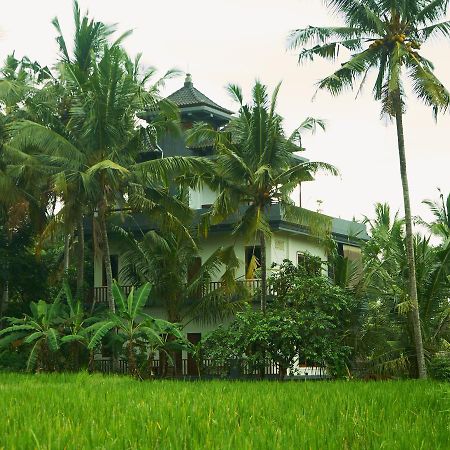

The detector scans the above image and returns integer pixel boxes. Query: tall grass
[0,373,448,449]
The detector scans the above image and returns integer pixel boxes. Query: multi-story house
[90,74,368,374]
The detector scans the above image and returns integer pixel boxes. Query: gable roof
[166,74,233,115]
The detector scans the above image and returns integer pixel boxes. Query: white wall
[270,231,328,275]
[198,232,264,280]
[93,231,328,286]
[189,186,217,209]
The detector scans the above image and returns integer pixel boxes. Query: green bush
[202,259,359,377]
[0,349,27,372]
[429,354,450,381]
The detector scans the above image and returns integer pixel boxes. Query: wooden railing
[90,285,134,304]
[205,278,262,295]
[91,279,267,303]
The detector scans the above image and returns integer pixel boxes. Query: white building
[91,75,368,375]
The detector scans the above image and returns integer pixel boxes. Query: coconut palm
[187,81,337,312]
[362,203,450,376]
[420,190,450,244]
[10,3,211,312]
[288,0,450,378]
[0,54,57,313]
[118,227,247,325]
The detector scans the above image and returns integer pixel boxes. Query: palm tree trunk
[99,201,115,313]
[63,233,71,274]
[0,281,8,323]
[259,233,267,314]
[0,228,10,324]
[76,217,85,301]
[394,92,427,379]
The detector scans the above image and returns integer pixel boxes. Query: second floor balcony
[90,278,264,305]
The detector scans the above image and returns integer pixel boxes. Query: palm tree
[362,202,450,376]
[0,54,56,314]
[118,227,247,325]
[187,81,337,312]
[288,0,450,378]
[420,190,450,243]
[10,2,210,312]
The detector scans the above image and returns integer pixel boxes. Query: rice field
[0,373,449,449]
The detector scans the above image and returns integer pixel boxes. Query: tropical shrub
[428,354,450,382]
[0,298,65,371]
[87,283,190,377]
[202,258,358,377]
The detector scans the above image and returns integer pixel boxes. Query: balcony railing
[204,278,262,295]
[90,285,134,304]
[91,279,266,304]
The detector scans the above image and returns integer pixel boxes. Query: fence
[93,357,328,380]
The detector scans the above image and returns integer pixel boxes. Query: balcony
[91,279,264,304]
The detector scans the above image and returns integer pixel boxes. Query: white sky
[1,0,449,224]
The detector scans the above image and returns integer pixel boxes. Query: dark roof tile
[166,74,233,115]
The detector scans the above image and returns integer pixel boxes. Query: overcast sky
[1,0,449,225]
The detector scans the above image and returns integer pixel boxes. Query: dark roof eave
[179,105,233,120]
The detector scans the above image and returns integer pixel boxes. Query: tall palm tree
[288,0,450,378]
[10,2,210,312]
[0,54,55,314]
[362,202,450,376]
[187,81,337,312]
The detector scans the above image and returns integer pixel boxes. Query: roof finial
[184,73,193,87]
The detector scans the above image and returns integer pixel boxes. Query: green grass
[0,373,449,449]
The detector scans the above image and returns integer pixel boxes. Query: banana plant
[0,297,64,371]
[60,283,101,371]
[87,282,188,377]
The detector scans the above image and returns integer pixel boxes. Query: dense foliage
[0,1,448,381]
[0,283,188,377]
[288,0,450,379]
[202,258,357,377]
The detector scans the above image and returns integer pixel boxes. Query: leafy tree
[59,283,100,371]
[187,81,337,312]
[202,259,356,377]
[0,223,52,317]
[288,0,450,379]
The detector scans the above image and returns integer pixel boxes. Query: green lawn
[0,373,448,449]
